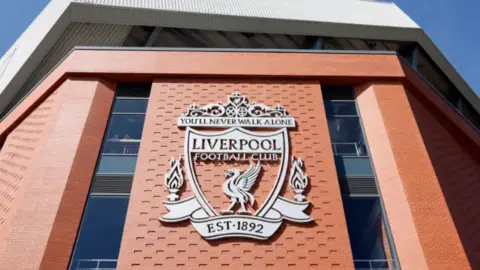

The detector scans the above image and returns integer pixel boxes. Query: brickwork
[117,79,353,269]
[0,89,61,248]
[0,50,477,269]
[0,78,114,269]
[0,51,406,142]
[39,79,115,270]
[373,83,471,269]
[355,83,428,270]
[407,89,480,269]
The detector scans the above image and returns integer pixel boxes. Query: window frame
[69,194,130,269]
[323,86,400,269]
[68,83,151,270]
[326,99,370,158]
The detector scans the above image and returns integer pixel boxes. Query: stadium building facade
[0,0,478,269]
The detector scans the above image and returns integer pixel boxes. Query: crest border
[183,126,289,217]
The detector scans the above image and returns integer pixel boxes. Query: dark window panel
[102,114,145,154]
[116,83,152,98]
[91,175,133,194]
[323,85,397,268]
[354,260,371,269]
[70,196,129,270]
[97,156,138,174]
[103,140,140,155]
[327,118,367,155]
[354,260,391,270]
[339,177,378,195]
[75,261,97,269]
[104,114,146,141]
[70,83,151,269]
[371,261,392,269]
[335,157,374,178]
[343,197,392,267]
[325,101,357,116]
[327,117,364,142]
[333,143,360,156]
[322,86,355,100]
[112,99,148,114]
[99,261,118,268]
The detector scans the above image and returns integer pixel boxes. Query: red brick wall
[355,83,428,270]
[406,89,480,268]
[0,89,61,247]
[0,51,406,141]
[373,83,471,269]
[0,78,115,269]
[39,79,115,270]
[0,49,477,269]
[117,79,353,269]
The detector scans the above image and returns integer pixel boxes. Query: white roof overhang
[0,0,477,115]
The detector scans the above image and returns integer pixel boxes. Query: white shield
[183,127,289,217]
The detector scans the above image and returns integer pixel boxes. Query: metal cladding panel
[3,23,131,116]
[70,0,418,28]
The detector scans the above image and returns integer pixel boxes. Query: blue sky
[0,0,479,95]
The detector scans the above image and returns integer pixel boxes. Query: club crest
[160,92,312,240]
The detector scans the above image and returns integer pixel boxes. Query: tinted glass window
[105,115,145,140]
[323,86,397,268]
[70,83,151,270]
[113,99,148,114]
[327,118,367,156]
[91,175,134,194]
[335,157,374,178]
[343,197,393,268]
[102,115,146,154]
[327,118,364,142]
[103,139,141,155]
[116,83,151,98]
[323,87,367,157]
[325,101,357,116]
[322,86,355,100]
[339,177,378,196]
[334,143,358,156]
[70,196,129,270]
[97,156,138,174]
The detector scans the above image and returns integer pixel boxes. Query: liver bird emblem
[221,162,262,215]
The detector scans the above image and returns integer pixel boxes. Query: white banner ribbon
[190,215,282,240]
[160,196,311,240]
[269,196,312,222]
[160,197,203,222]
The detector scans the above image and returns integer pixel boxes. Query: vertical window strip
[69,83,152,270]
[322,85,399,270]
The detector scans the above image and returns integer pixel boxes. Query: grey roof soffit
[0,0,477,115]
